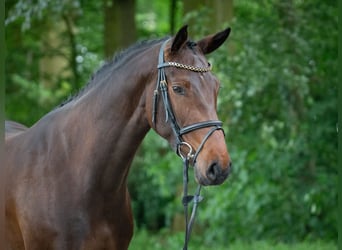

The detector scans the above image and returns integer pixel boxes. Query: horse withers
[4,25,232,249]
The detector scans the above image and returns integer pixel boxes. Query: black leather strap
[179,120,223,136]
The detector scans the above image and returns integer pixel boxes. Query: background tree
[183,0,233,34]
[104,0,136,58]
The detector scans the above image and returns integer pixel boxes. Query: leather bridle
[152,39,225,249]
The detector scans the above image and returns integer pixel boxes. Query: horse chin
[195,173,211,186]
[195,173,227,186]
[194,163,230,186]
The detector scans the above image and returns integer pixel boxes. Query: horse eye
[172,86,185,95]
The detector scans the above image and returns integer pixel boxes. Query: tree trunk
[183,0,233,31]
[169,0,178,35]
[103,0,136,59]
[63,13,80,90]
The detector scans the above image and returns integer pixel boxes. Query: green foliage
[208,0,337,242]
[129,229,336,250]
[136,0,170,37]
[5,0,81,31]
[5,74,72,124]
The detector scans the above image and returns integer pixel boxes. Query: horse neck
[55,46,158,196]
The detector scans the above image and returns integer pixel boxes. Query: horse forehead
[166,46,217,87]
[165,43,205,63]
[168,69,216,88]
[181,47,207,65]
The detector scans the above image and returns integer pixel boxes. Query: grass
[128,230,336,250]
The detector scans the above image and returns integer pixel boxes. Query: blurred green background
[5,0,337,249]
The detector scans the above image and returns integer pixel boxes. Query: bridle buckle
[177,142,194,161]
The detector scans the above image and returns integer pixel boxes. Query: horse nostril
[228,161,233,172]
[207,162,221,181]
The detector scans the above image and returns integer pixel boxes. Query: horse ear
[197,27,231,54]
[171,25,188,53]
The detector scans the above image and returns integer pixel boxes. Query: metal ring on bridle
[177,142,194,161]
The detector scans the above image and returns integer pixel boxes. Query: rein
[152,39,225,250]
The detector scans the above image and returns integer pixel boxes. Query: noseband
[152,39,225,249]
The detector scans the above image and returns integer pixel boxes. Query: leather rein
[152,39,225,249]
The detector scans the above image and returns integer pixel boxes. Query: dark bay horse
[4,25,232,250]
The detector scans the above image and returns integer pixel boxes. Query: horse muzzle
[195,160,232,186]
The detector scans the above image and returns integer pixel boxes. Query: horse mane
[58,37,168,108]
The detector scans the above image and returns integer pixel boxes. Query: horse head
[146,25,232,186]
